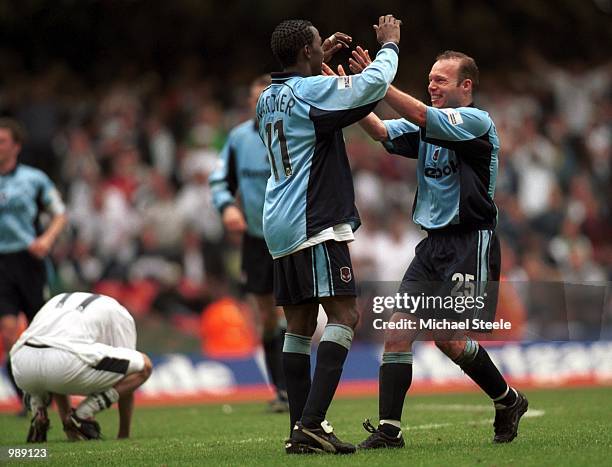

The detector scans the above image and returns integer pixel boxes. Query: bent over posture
[10,292,152,442]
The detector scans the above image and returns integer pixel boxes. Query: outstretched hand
[348,46,372,74]
[322,32,352,63]
[373,14,401,45]
[321,62,348,77]
[321,45,372,77]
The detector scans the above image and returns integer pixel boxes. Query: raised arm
[322,32,352,63]
[384,86,427,127]
[359,113,389,141]
[293,15,401,132]
[349,46,427,127]
[321,62,388,142]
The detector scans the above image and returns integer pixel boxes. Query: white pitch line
[234,437,271,444]
[405,407,545,431]
[229,405,546,441]
[405,422,454,430]
[412,403,495,412]
[524,410,545,417]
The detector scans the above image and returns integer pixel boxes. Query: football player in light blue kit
[210,75,289,413]
[256,16,401,454]
[340,48,528,449]
[0,118,67,414]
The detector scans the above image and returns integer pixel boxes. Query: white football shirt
[10,292,137,366]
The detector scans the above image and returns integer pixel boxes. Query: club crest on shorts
[340,266,352,283]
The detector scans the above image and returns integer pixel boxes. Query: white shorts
[11,344,145,397]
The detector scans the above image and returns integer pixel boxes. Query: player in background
[257,16,401,454]
[10,292,153,442]
[332,48,528,448]
[210,75,289,412]
[0,118,68,413]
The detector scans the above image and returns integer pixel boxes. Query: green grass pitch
[1,386,611,466]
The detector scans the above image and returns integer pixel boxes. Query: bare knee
[284,305,318,337]
[381,313,416,353]
[383,341,413,353]
[140,353,153,381]
[384,329,413,352]
[335,305,359,330]
[322,297,359,330]
[435,339,465,360]
[297,315,318,336]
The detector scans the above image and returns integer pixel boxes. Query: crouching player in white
[9,292,153,442]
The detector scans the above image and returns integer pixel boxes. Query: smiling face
[306,26,324,76]
[428,58,472,108]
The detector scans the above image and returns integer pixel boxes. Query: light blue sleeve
[425,106,492,142]
[38,171,65,215]
[384,118,420,140]
[209,131,237,212]
[293,44,399,111]
[381,118,421,158]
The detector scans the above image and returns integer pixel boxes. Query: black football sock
[300,324,353,429]
[263,327,286,397]
[282,333,312,433]
[378,352,413,436]
[6,359,24,403]
[493,386,519,409]
[454,338,517,407]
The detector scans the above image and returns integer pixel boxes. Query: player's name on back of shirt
[257,92,296,118]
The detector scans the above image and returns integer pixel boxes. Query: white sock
[29,394,49,412]
[76,388,119,419]
[380,419,402,429]
[494,387,518,409]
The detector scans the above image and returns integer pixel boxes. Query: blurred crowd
[1,54,610,343]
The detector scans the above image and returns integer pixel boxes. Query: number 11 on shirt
[265,120,292,180]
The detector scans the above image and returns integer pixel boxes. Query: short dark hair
[0,118,25,144]
[271,20,314,68]
[436,50,479,88]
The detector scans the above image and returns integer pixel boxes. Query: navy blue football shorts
[273,240,356,306]
[398,229,500,328]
